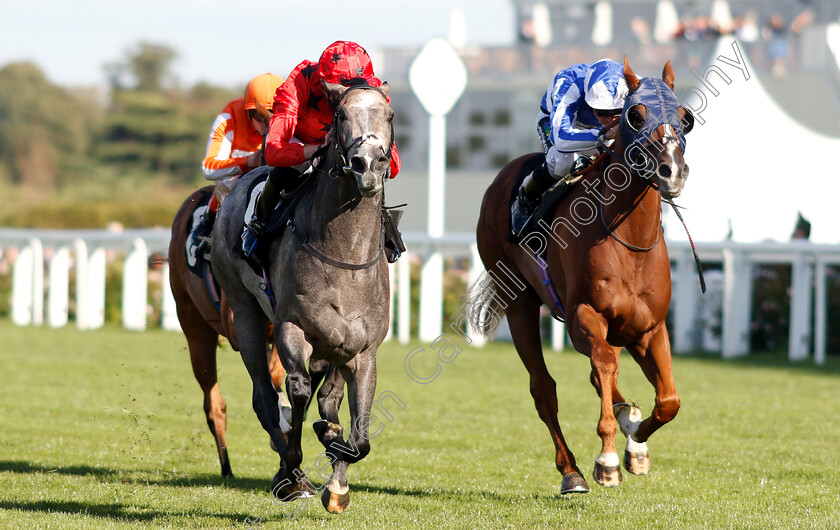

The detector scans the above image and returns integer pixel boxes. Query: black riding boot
[191,209,216,255]
[241,166,300,257]
[510,162,554,237]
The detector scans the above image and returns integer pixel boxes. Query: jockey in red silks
[242,40,401,257]
[191,73,284,250]
[510,59,628,237]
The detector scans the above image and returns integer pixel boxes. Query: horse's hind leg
[267,345,292,432]
[569,304,623,488]
[623,323,680,471]
[181,314,232,478]
[507,303,589,494]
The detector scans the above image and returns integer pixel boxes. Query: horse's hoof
[613,403,642,437]
[593,456,623,487]
[624,449,651,475]
[313,419,344,447]
[560,472,590,494]
[321,481,350,513]
[271,470,316,502]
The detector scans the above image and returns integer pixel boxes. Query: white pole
[31,239,44,326]
[122,238,148,331]
[48,246,71,328]
[11,245,34,326]
[398,250,411,344]
[74,239,89,330]
[814,258,827,365]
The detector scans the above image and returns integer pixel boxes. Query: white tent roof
[663,37,840,244]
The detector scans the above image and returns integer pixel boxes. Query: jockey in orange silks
[191,73,284,249]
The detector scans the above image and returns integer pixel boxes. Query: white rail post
[385,262,396,341]
[12,243,35,326]
[122,238,148,331]
[551,319,566,352]
[788,251,813,361]
[814,257,827,365]
[722,248,751,358]
[31,239,44,326]
[673,247,701,354]
[397,250,411,344]
[47,246,71,328]
[86,247,107,329]
[160,261,181,332]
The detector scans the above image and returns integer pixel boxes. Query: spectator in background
[791,212,811,240]
[764,13,789,77]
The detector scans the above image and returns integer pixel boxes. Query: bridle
[329,85,394,180]
[594,78,705,291]
[292,84,393,270]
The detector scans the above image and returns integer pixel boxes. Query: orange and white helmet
[244,73,283,116]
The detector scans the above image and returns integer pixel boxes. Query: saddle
[183,188,223,312]
[239,166,406,272]
[506,154,597,245]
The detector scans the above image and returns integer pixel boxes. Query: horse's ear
[623,56,640,92]
[379,81,390,98]
[662,61,675,91]
[323,81,347,107]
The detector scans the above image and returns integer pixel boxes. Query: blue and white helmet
[583,59,628,111]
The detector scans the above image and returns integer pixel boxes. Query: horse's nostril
[350,156,367,174]
[658,164,671,178]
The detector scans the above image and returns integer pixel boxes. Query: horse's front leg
[621,323,680,472]
[271,321,316,502]
[317,349,376,514]
[569,304,623,488]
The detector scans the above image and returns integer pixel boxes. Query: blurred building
[379,0,840,234]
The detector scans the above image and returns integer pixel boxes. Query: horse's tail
[465,272,506,338]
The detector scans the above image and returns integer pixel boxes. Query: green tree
[96,43,236,184]
[106,42,178,91]
[0,62,94,188]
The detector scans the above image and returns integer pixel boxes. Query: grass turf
[1,321,838,528]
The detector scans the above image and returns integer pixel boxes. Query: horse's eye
[626,104,646,133]
[336,110,346,122]
[387,110,394,123]
[679,107,695,134]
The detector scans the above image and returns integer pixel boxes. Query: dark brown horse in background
[169,186,290,478]
[468,59,693,493]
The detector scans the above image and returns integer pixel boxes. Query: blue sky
[2,0,514,89]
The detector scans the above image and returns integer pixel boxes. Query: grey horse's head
[324,82,394,198]
[620,58,693,200]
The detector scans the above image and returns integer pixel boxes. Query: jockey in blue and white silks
[511,59,629,237]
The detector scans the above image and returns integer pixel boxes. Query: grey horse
[211,82,394,514]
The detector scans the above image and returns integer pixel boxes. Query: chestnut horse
[467,59,693,493]
[168,186,291,478]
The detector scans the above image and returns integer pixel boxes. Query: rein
[291,85,390,270]
[596,137,662,252]
[597,134,705,292]
[330,85,394,180]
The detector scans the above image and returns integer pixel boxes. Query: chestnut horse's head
[620,58,693,199]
